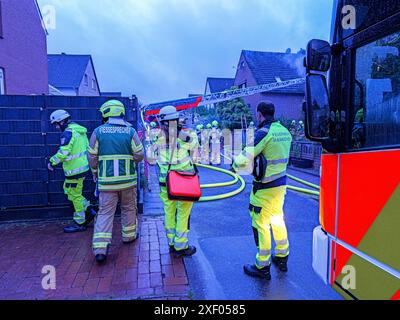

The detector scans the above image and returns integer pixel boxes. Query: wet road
[184,165,342,300]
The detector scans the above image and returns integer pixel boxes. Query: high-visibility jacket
[233,121,292,185]
[88,118,144,191]
[148,129,198,184]
[50,122,90,178]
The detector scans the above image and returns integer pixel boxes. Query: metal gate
[0,95,140,221]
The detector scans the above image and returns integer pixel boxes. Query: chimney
[286,48,291,54]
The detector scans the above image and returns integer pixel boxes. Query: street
[184,165,342,300]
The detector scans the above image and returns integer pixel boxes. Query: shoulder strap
[167,137,177,172]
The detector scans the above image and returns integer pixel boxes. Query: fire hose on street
[195,155,320,202]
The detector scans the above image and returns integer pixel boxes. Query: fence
[0,95,139,221]
[290,141,322,171]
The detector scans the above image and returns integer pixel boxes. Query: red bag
[165,138,202,202]
[166,169,202,202]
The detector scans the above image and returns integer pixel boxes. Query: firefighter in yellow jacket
[147,106,198,258]
[48,110,96,233]
[233,101,292,280]
[88,100,144,264]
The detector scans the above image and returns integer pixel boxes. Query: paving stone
[0,196,189,300]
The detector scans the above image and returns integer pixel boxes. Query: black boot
[95,254,107,264]
[63,223,87,233]
[272,256,288,272]
[243,264,271,280]
[84,205,98,226]
[174,246,197,258]
[169,245,176,253]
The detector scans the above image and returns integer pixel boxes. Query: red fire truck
[304,0,400,300]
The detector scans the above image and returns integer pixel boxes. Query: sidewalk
[0,215,190,300]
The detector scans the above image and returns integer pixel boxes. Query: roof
[48,85,65,96]
[48,54,93,88]
[206,77,235,94]
[240,50,305,94]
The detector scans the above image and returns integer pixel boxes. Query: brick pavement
[0,216,190,300]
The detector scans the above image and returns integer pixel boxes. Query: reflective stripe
[60,150,70,156]
[65,165,90,176]
[114,159,119,177]
[98,181,136,191]
[259,250,271,256]
[88,145,98,155]
[174,241,189,250]
[93,233,112,239]
[261,171,287,183]
[66,151,87,162]
[176,231,189,239]
[74,211,85,223]
[256,260,271,268]
[123,225,137,232]
[122,231,137,238]
[275,239,289,246]
[82,199,90,210]
[99,155,134,161]
[93,242,109,249]
[275,248,290,256]
[51,156,61,165]
[166,229,176,235]
[99,175,136,183]
[267,158,289,165]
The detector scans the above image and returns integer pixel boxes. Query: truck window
[352,31,400,149]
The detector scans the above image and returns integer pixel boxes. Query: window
[0,68,5,95]
[352,31,400,149]
[239,82,247,89]
[84,74,88,86]
[92,79,96,90]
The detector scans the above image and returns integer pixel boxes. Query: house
[48,53,101,96]
[204,77,235,109]
[234,49,305,121]
[204,77,235,95]
[0,0,49,95]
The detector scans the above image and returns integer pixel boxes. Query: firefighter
[48,110,96,233]
[202,123,212,164]
[210,120,221,165]
[193,124,204,164]
[148,106,198,258]
[233,101,292,280]
[88,100,144,264]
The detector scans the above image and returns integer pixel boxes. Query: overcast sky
[38,0,334,104]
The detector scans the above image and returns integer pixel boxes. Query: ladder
[142,77,305,117]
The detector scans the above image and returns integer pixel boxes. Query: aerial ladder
[140,77,306,131]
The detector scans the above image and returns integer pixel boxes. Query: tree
[215,94,253,130]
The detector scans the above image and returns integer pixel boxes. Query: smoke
[283,51,306,78]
